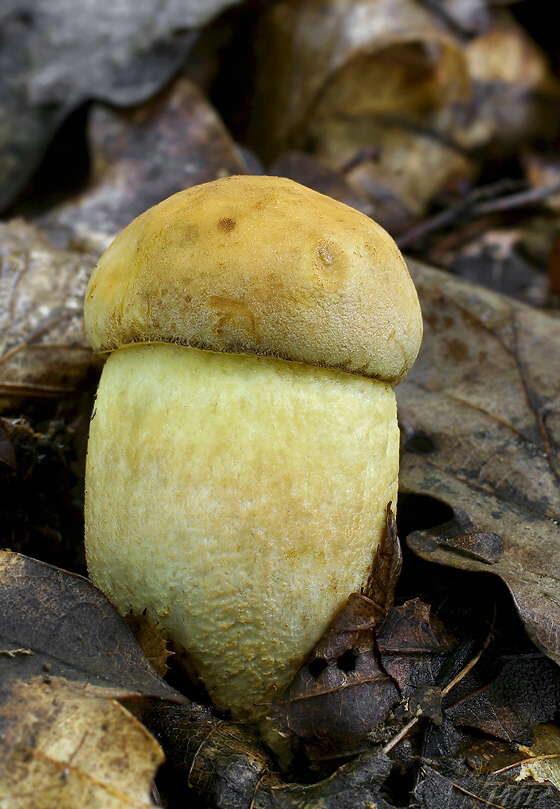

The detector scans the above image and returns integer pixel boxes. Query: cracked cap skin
[85,175,422,382]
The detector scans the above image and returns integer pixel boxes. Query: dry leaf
[516,724,560,791]
[457,10,560,153]
[343,133,475,220]
[415,761,560,809]
[377,598,456,699]
[0,220,97,408]
[250,0,473,216]
[145,702,395,809]
[0,551,186,704]
[248,2,560,220]
[36,78,248,252]
[419,0,490,36]
[446,655,560,745]
[270,593,398,759]
[397,259,560,665]
[250,0,469,163]
[0,676,163,808]
[0,0,242,211]
[365,506,402,614]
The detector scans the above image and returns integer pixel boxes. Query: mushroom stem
[86,342,399,719]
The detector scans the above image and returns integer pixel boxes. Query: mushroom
[84,175,422,721]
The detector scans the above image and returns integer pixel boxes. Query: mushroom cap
[85,175,422,384]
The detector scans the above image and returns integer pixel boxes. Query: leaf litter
[0,676,164,809]
[1,2,560,801]
[398,258,560,666]
[0,552,185,704]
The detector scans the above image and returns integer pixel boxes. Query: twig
[396,179,560,249]
[341,145,381,174]
[492,753,560,775]
[439,622,494,699]
[450,782,509,808]
[382,616,495,755]
[474,182,560,216]
[382,715,420,754]
[0,312,68,367]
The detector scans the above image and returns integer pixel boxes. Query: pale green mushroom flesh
[85,342,399,720]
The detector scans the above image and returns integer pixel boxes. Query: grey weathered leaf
[0,0,242,210]
[0,220,97,406]
[0,551,186,704]
[397,259,560,665]
[36,78,247,251]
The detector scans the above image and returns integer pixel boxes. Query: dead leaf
[0,552,186,704]
[250,0,470,164]
[250,0,474,216]
[145,702,396,809]
[516,724,560,791]
[441,228,549,307]
[457,10,560,153]
[398,258,560,666]
[0,0,242,211]
[270,593,399,758]
[418,0,490,37]
[0,220,98,408]
[36,78,248,252]
[364,505,402,614]
[0,676,163,808]
[446,655,560,745]
[415,760,560,809]
[405,684,444,726]
[377,598,456,699]
[145,702,277,805]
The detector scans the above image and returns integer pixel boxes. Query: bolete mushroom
[84,175,422,721]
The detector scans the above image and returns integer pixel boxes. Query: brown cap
[84,175,422,384]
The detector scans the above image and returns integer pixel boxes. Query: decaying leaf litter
[1,0,560,806]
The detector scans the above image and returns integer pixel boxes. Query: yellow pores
[84,176,422,721]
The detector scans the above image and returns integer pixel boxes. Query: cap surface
[84,175,422,383]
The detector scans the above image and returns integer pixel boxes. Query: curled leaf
[145,702,396,809]
[0,220,97,408]
[377,599,456,698]
[0,0,242,210]
[398,259,560,666]
[270,593,399,758]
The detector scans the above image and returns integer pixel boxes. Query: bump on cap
[84,175,422,384]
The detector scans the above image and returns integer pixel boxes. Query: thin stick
[450,782,509,808]
[396,180,560,249]
[382,716,420,754]
[492,753,560,775]
[382,617,495,754]
[440,624,494,699]
[474,182,560,216]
